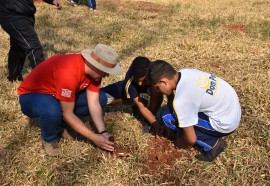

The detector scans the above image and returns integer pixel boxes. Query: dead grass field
[0,0,269,185]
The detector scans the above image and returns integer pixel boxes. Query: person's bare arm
[133,96,166,135]
[175,126,196,148]
[60,98,114,151]
[149,86,163,114]
[87,90,107,133]
[133,96,156,124]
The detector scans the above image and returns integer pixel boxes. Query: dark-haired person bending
[100,56,164,133]
[147,60,241,162]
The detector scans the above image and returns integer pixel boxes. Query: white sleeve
[173,99,199,128]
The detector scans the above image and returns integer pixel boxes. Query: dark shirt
[0,0,53,23]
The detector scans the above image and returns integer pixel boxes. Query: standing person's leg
[7,37,26,81]
[88,0,96,10]
[19,93,62,156]
[1,19,45,80]
[1,22,26,81]
[21,20,45,68]
[92,0,96,9]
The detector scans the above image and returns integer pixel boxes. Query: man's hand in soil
[92,133,114,152]
[151,121,175,140]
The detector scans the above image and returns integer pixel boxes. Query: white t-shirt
[173,69,241,133]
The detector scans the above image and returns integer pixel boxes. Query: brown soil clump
[114,146,131,157]
[223,22,248,32]
[142,135,183,183]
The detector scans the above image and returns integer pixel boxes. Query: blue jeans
[19,90,107,142]
[161,106,232,152]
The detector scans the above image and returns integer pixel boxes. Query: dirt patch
[114,146,132,157]
[134,1,170,14]
[110,134,187,183]
[146,136,182,166]
[142,135,183,183]
[109,136,133,157]
[252,1,269,6]
[222,22,248,32]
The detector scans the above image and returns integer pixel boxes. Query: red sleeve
[87,78,101,92]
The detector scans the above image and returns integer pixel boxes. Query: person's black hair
[147,60,176,84]
[130,56,151,78]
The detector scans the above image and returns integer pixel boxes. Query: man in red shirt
[18,44,122,156]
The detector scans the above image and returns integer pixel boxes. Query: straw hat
[81,44,122,75]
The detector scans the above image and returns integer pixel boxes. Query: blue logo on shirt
[195,74,218,96]
[206,74,217,95]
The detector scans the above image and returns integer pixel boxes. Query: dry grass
[0,0,269,185]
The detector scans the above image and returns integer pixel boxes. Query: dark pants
[19,90,108,142]
[161,106,233,152]
[1,19,45,80]
[87,0,96,9]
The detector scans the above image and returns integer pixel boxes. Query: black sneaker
[193,144,205,153]
[7,74,23,82]
[195,138,227,162]
[17,74,23,81]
